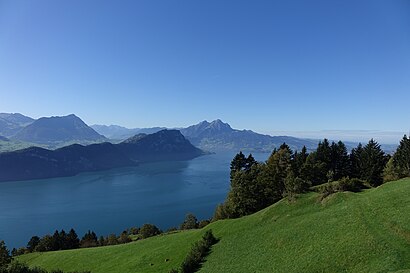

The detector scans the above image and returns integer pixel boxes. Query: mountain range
[93,119,319,152]
[0,130,203,182]
[0,113,398,154]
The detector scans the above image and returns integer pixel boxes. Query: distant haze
[265,130,408,145]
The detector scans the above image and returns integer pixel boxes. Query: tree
[59,229,68,250]
[80,230,98,248]
[245,154,257,171]
[27,236,40,252]
[0,240,12,268]
[316,139,332,170]
[140,224,161,239]
[330,141,350,180]
[106,234,119,245]
[51,230,61,251]
[213,203,232,220]
[230,151,247,179]
[350,143,364,178]
[35,235,54,252]
[293,146,308,177]
[180,213,198,230]
[392,135,410,178]
[283,170,309,201]
[227,164,264,217]
[118,232,131,244]
[360,139,387,186]
[66,229,80,249]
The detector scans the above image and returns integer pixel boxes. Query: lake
[0,152,268,249]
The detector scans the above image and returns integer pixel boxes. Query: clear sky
[0,0,409,137]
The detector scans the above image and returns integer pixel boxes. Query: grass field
[18,178,410,273]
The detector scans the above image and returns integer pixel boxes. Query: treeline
[11,228,131,256]
[9,213,211,257]
[214,136,410,219]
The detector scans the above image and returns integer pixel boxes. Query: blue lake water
[0,152,268,249]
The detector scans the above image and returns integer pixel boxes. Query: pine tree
[66,228,80,249]
[230,151,247,179]
[27,236,40,252]
[350,143,364,178]
[80,230,98,248]
[0,240,12,267]
[330,141,350,180]
[392,135,410,178]
[360,139,387,186]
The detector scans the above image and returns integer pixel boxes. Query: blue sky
[0,0,409,138]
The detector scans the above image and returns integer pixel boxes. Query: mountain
[118,129,204,162]
[91,124,166,139]
[12,114,106,144]
[0,135,8,141]
[180,119,319,152]
[0,113,35,126]
[0,129,204,182]
[0,113,35,137]
[93,119,319,152]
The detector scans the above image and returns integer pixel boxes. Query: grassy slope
[19,178,410,273]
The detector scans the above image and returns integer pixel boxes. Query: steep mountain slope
[12,114,106,144]
[18,178,410,273]
[0,113,35,137]
[181,119,319,152]
[0,130,203,182]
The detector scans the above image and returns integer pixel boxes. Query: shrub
[180,214,198,230]
[336,177,364,192]
[140,224,161,239]
[172,230,219,273]
[198,220,210,229]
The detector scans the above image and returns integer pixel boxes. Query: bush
[336,177,364,192]
[171,230,219,273]
[319,177,365,199]
[140,224,161,239]
[198,220,210,229]
[180,214,198,230]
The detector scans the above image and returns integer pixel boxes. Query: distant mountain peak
[209,119,232,130]
[12,114,106,144]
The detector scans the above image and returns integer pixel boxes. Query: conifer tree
[392,135,410,178]
[0,240,12,267]
[360,139,387,186]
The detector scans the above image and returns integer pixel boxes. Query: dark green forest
[214,136,410,219]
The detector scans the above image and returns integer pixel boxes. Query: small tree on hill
[140,224,161,239]
[180,213,198,230]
